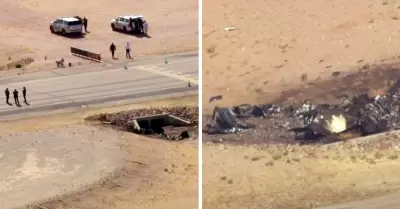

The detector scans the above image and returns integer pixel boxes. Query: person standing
[125,42,132,59]
[22,86,27,103]
[83,17,88,33]
[110,43,116,59]
[4,88,10,104]
[143,20,148,34]
[138,18,144,33]
[13,89,20,106]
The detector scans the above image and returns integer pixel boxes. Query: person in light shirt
[143,20,148,34]
[125,42,132,59]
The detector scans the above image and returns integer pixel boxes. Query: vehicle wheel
[50,26,55,33]
[111,24,116,31]
[62,29,66,35]
[122,26,127,32]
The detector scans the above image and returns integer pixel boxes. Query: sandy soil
[0,125,123,209]
[203,135,400,209]
[0,0,197,72]
[203,0,400,111]
[0,96,198,209]
[203,0,400,208]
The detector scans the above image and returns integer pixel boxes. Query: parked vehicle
[50,17,83,35]
[110,15,146,33]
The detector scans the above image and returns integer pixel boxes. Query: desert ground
[0,0,197,73]
[0,96,198,209]
[203,0,400,208]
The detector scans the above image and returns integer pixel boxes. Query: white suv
[110,15,146,33]
[50,17,83,35]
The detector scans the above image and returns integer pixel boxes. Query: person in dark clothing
[5,88,10,104]
[129,18,134,32]
[83,17,88,32]
[134,19,139,33]
[22,87,27,103]
[110,43,116,59]
[13,89,20,106]
[138,18,144,33]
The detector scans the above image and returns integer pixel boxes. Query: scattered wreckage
[205,91,400,142]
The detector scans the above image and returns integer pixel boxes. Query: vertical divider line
[198,0,203,207]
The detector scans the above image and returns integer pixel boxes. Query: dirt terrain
[202,67,400,209]
[0,96,198,209]
[0,0,197,72]
[0,125,124,209]
[203,0,400,208]
[203,0,400,111]
[203,135,400,209]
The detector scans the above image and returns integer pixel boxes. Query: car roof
[120,15,144,19]
[58,17,80,22]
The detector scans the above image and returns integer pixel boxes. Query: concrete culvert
[90,106,198,140]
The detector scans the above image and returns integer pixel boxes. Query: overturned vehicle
[205,92,400,142]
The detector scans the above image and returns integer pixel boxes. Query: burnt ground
[203,63,400,145]
[88,106,199,140]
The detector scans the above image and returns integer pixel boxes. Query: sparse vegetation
[251,156,262,161]
[301,73,308,82]
[272,154,282,161]
[265,161,274,166]
[375,152,385,159]
[207,44,216,54]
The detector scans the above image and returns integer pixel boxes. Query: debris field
[95,106,198,140]
[204,65,400,145]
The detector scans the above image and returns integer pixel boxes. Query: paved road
[316,192,400,209]
[0,51,198,120]
[0,51,198,209]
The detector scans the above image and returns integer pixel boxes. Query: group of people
[109,42,132,59]
[5,87,27,107]
[129,17,148,34]
[74,16,88,33]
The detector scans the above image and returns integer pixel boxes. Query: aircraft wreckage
[205,91,400,141]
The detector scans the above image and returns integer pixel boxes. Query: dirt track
[203,0,400,208]
[0,0,197,72]
[0,96,198,209]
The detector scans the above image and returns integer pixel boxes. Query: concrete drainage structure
[94,106,198,141]
[126,114,194,140]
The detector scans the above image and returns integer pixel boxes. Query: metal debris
[224,27,236,31]
[205,85,400,142]
[209,95,223,103]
